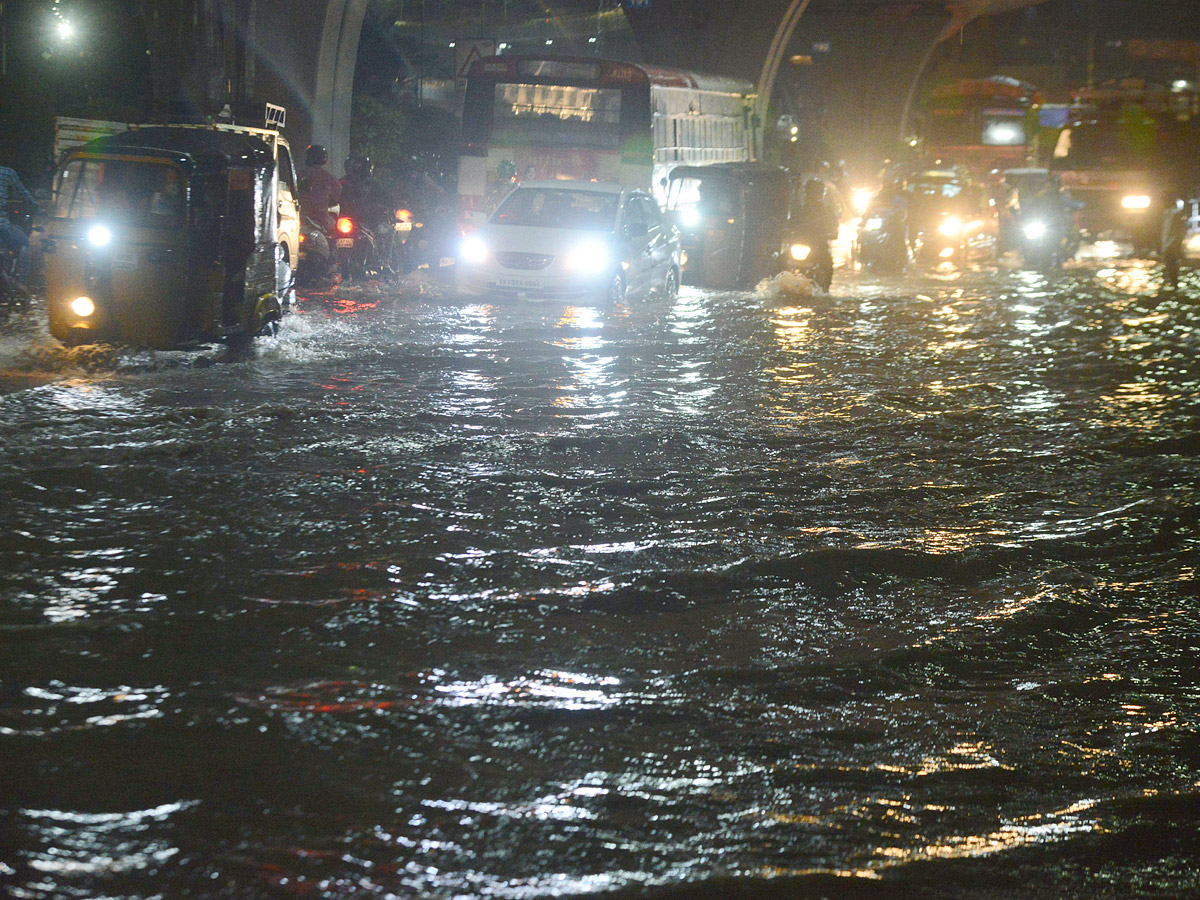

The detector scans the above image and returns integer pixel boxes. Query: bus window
[492,83,622,150]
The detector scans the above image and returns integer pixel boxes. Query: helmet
[345,155,372,179]
[305,144,328,167]
[804,178,825,201]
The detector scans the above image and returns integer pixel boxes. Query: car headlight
[87,224,113,247]
[863,217,883,232]
[789,243,811,261]
[1023,220,1047,240]
[565,240,612,273]
[458,235,490,265]
[1121,194,1151,210]
[937,216,963,237]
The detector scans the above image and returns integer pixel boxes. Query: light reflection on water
[1,263,1199,897]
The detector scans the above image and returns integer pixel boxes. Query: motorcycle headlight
[565,240,612,273]
[1023,220,1047,240]
[789,243,812,262]
[851,187,875,216]
[863,217,883,232]
[458,235,490,265]
[1121,194,1151,211]
[87,224,113,247]
[937,216,963,237]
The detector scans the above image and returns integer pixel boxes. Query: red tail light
[336,216,355,235]
[395,208,413,223]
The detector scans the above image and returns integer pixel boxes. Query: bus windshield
[491,187,619,231]
[54,158,184,227]
[490,83,623,150]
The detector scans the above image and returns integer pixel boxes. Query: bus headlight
[458,236,489,265]
[1121,194,1151,210]
[87,224,113,247]
[789,243,812,261]
[937,216,963,237]
[71,296,96,317]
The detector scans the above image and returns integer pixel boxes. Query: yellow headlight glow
[71,296,96,317]
[789,243,811,261]
[1121,194,1152,210]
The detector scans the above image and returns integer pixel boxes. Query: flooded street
[2,261,1199,899]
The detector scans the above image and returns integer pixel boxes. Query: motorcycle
[332,213,383,282]
[0,204,35,305]
[779,238,834,292]
[1016,213,1079,271]
[856,205,909,272]
[296,213,334,286]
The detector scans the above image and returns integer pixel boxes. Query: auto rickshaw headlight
[679,207,701,229]
[87,224,113,247]
[789,243,812,261]
[1121,194,1151,210]
[937,216,964,237]
[71,296,96,317]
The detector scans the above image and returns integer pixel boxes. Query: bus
[922,76,1041,176]
[457,55,757,228]
[1049,79,1200,254]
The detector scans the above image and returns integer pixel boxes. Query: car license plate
[393,222,412,232]
[336,238,354,248]
[497,276,543,289]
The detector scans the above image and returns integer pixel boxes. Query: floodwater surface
[1,261,1199,899]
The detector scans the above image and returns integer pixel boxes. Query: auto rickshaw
[45,125,296,349]
[665,164,795,289]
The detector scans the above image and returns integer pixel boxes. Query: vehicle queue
[16,60,1199,352]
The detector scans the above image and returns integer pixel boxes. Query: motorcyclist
[340,155,392,226]
[0,163,41,285]
[1018,174,1078,241]
[297,144,341,233]
[789,177,838,289]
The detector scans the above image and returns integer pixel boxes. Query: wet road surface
[1,260,1199,899]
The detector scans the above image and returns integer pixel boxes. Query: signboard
[54,117,128,161]
[456,40,496,92]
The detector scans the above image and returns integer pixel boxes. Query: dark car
[906,168,999,265]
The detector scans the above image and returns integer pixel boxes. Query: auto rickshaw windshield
[54,158,185,228]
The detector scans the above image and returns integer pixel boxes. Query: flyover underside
[626,1,953,172]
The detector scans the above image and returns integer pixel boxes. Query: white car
[456,181,682,304]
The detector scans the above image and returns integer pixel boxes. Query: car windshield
[491,188,619,231]
[54,158,185,228]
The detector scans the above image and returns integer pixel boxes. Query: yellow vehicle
[44,122,301,349]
